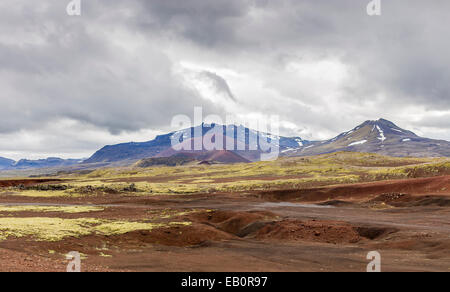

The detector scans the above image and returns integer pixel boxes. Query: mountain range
[84,124,308,164]
[135,150,250,167]
[0,157,83,171]
[286,119,450,158]
[87,119,450,164]
[0,157,15,170]
[1,119,449,171]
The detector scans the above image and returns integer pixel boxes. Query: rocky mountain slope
[3,119,449,171]
[85,124,308,163]
[289,119,450,158]
[0,157,15,170]
[135,150,250,167]
[12,158,83,170]
[0,157,83,171]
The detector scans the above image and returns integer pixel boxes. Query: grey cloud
[81,1,450,118]
[0,0,224,135]
[1,0,450,159]
[134,0,253,47]
[198,71,237,102]
[134,0,450,111]
[412,115,450,129]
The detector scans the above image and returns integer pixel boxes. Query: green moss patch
[0,217,191,242]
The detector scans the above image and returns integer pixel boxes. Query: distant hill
[83,133,174,164]
[12,157,83,170]
[0,157,15,170]
[288,119,450,158]
[200,150,250,163]
[135,153,197,167]
[86,120,450,165]
[135,150,250,167]
[85,124,308,164]
[3,119,449,172]
[0,157,83,171]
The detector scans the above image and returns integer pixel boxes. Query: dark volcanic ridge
[287,119,450,158]
[84,123,308,164]
[2,119,450,171]
[85,120,450,166]
[135,150,250,167]
[0,157,83,171]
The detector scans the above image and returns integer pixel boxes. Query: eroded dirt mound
[28,223,236,249]
[187,210,278,237]
[355,226,398,240]
[254,220,397,244]
[370,237,450,260]
[255,220,361,244]
[0,179,63,188]
[368,193,412,204]
[409,197,450,207]
[365,193,450,208]
[137,224,235,247]
[0,247,116,272]
[259,175,450,203]
[318,200,357,207]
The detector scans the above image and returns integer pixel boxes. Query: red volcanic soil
[187,210,278,237]
[255,220,362,244]
[254,219,398,244]
[0,175,449,271]
[156,150,250,164]
[0,179,64,188]
[157,133,247,157]
[204,150,250,164]
[259,175,450,203]
[155,131,251,164]
[0,247,116,272]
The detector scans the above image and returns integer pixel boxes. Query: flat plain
[0,152,449,272]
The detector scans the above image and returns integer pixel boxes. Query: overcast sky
[1,0,449,160]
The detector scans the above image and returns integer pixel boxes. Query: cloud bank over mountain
[0,0,449,159]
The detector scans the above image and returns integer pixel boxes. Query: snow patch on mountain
[376,125,386,142]
[295,138,304,147]
[348,140,367,147]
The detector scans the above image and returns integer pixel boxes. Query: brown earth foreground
[0,175,449,272]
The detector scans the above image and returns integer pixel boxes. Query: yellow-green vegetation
[0,205,104,214]
[154,209,214,220]
[82,152,437,180]
[2,181,139,198]
[0,217,192,241]
[169,222,193,226]
[2,152,449,197]
[6,190,77,198]
[368,202,394,210]
[366,160,450,180]
[148,209,205,219]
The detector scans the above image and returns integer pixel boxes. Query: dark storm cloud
[0,0,223,135]
[412,114,450,130]
[124,0,450,126]
[1,0,450,159]
[198,71,237,102]
[134,0,253,47]
[281,1,450,111]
